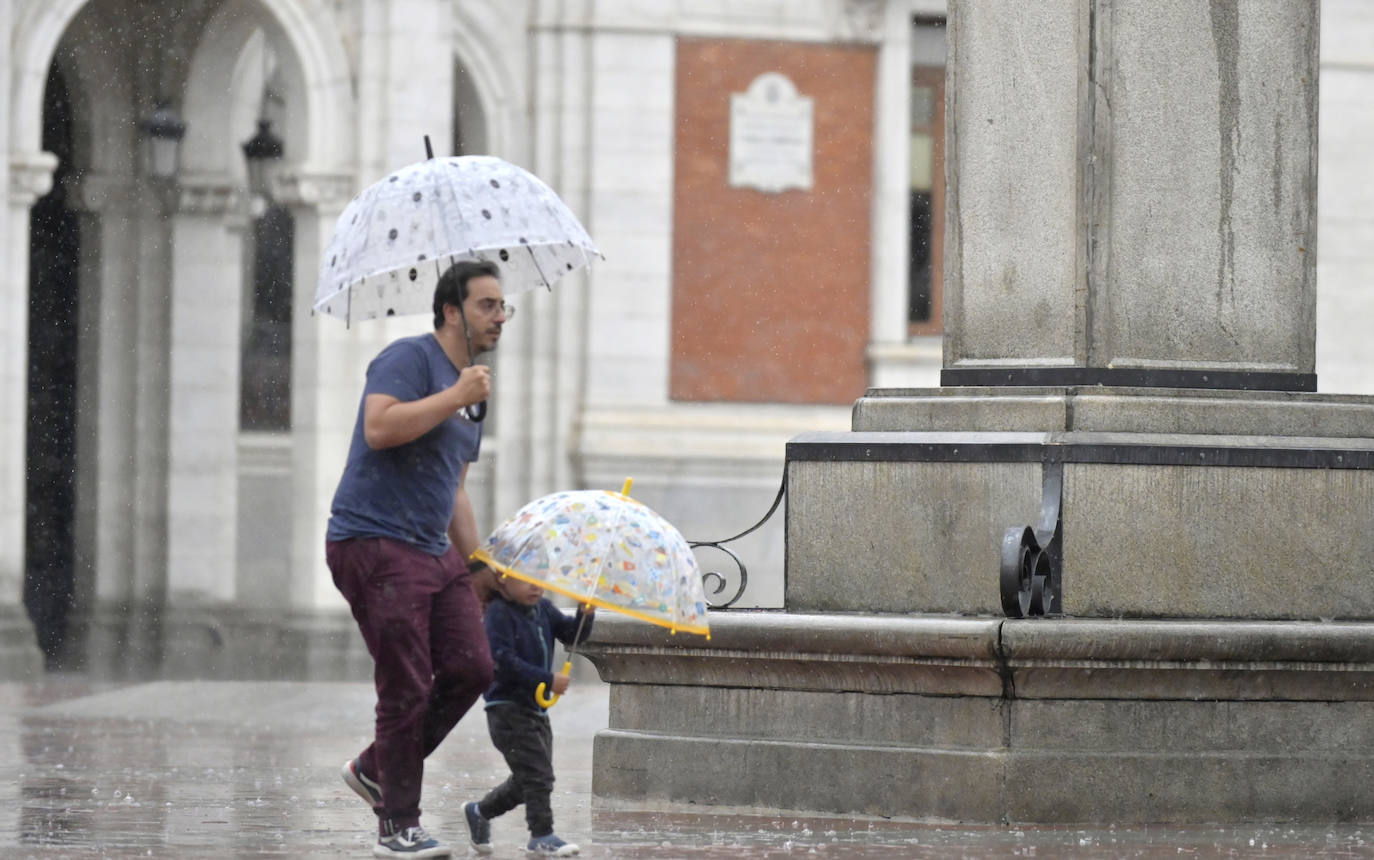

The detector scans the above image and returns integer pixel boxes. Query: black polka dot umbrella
[314,151,600,324]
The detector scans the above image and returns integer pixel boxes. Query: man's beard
[465,326,499,356]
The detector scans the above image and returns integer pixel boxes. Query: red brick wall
[670,38,875,405]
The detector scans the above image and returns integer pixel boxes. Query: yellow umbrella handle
[535,660,573,708]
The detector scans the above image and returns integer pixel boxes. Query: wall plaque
[729,72,813,193]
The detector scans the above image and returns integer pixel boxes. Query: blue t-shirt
[326,333,482,555]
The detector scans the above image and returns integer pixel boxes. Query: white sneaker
[374,825,451,858]
[527,833,579,856]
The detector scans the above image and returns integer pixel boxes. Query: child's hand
[551,674,571,695]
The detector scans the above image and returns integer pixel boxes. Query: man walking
[327,260,510,857]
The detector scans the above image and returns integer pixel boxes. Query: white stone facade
[0,0,1370,677]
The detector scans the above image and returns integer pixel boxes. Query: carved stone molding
[8,151,59,206]
[839,0,885,42]
[64,172,138,215]
[174,174,243,217]
[272,169,356,211]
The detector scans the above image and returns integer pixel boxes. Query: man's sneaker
[463,802,492,854]
[341,758,382,808]
[527,833,579,856]
[374,825,451,858]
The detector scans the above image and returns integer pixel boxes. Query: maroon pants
[327,537,494,833]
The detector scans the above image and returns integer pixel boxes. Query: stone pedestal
[788,386,1374,619]
[586,0,1374,824]
[583,613,1374,823]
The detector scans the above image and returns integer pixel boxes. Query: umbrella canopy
[314,154,599,323]
[472,485,710,638]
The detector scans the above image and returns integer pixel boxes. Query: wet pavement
[3,675,1373,859]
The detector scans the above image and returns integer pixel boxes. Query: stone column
[279,168,374,680]
[159,175,246,676]
[509,9,597,520]
[66,172,141,670]
[940,0,1316,390]
[865,0,915,377]
[67,173,177,678]
[0,152,54,677]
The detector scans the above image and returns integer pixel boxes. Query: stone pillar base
[73,603,371,680]
[583,613,1374,824]
[786,387,1374,619]
[0,604,43,679]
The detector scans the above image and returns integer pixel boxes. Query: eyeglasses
[473,298,516,319]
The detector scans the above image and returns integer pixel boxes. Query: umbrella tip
[424,134,434,159]
[621,477,633,496]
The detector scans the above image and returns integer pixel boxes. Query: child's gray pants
[478,704,556,837]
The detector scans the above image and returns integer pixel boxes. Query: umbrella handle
[469,401,487,422]
[535,660,573,708]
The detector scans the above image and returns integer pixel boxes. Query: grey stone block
[589,611,1004,697]
[593,731,1006,822]
[607,684,1005,750]
[1092,1,1317,375]
[1063,461,1374,619]
[1004,752,1374,824]
[944,0,1086,367]
[944,2,1317,376]
[854,387,1374,438]
[583,613,1374,824]
[787,426,1374,620]
[786,458,1039,615]
[1003,618,1374,701]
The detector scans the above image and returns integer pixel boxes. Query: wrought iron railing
[689,472,787,608]
[1000,458,1062,617]
[686,462,1062,616]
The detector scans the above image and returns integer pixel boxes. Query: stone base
[73,603,372,680]
[0,603,43,679]
[582,612,1374,824]
[786,387,1374,619]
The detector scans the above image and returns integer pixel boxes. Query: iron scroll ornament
[1000,458,1063,618]
[688,471,787,608]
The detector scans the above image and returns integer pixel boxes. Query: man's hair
[433,259,501,329]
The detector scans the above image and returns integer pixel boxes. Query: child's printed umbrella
[472,482,710,638]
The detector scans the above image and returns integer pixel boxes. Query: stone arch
[449,4,526,160]
[183,0,352,175]
[12,0,353,172]
[183,1,297,181]
[9,0,91,156]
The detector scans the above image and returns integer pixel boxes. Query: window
[240,204,293,430]
[909,18,946,336]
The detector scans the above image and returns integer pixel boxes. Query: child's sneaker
[463,802,492,854]
[527,833,579,856]
[374,825,451,857]
[341,758,383,808]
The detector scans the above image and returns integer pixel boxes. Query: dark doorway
[25,62,80,669]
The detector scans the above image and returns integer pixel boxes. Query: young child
[464,561,594,857]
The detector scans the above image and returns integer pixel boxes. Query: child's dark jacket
[482,594,594,712]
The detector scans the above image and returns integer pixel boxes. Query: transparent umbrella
[472,479,709,707]
[314,140,599,324]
